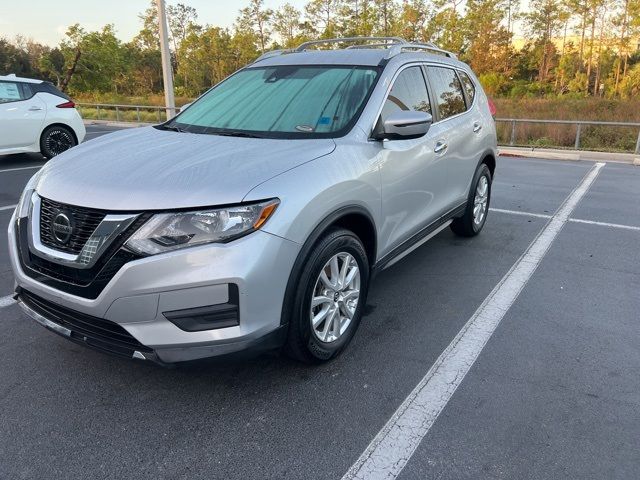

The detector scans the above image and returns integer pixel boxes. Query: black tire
[40,125,77,159]
[451,163,492,237]
[284,228,370,363]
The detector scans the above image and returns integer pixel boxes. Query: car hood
[35,126,335,210]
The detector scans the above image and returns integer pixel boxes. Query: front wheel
[285,228,370,363]
[451,163,492,237]
[40,125,77,159]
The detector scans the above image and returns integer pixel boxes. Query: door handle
[473,123,482,133]
[434,141,448,154]
[28,106,43,111]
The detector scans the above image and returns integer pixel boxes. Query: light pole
[156,0,175,120]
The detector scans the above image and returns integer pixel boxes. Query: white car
[0,74,86,159]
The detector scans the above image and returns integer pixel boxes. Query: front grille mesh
[40,197,106,254]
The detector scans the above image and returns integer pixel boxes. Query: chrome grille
[39,197,106,254]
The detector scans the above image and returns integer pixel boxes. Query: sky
[0,0,308,46]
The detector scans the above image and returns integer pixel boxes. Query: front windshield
[170,65,380,138]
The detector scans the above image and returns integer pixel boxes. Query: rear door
[0,81,46,150]
[424,66,472,206]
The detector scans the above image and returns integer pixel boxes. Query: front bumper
[8,213,300,363]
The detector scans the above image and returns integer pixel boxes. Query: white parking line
[490,207,552,219]
[492,208,640,232]
[0,165,42,174]
[0,204,17,212]
[0,295,16,309]
[569,218,640,232]
[342,162,606,480]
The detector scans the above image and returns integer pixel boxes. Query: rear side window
[426,66,466,120]
[19,83,33,99]
[0,81,25,103]
[458,71,476,105]
[381,66,431,121]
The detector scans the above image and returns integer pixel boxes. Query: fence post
[96,105,100,120]
[136,107,141,123]
[510,120,516,146]
[575,123,582,150]
[635,129,640,155]
[115,106,120,122]
[157,108,161,122]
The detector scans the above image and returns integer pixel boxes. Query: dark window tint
[458,71,475,105]
[426,66,466,119]
[34,81,70,100]
[381,66,431,121]
[19,83,33,99]
[0,81,25,103]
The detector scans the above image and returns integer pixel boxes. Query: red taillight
[487,98,496,118]
[56,101,75,108]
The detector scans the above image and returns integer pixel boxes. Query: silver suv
[8,37,497,364]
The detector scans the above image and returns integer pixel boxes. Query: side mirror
[373,111,432,141]
[178,102,192,113]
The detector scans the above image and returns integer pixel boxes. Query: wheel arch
[279,205,377,327]
[479,149,496,178]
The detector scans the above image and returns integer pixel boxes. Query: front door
[376,65,449,258]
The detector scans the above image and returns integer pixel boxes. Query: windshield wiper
[158,124,187,133]
[208,130,265,138]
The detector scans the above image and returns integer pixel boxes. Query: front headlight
[16,173,41,218]
[124,199,279,255]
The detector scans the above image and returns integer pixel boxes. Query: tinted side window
[19,83,33,99]
[381,66,431,121]
[0,81,25,103]
[35,82,70,100]
[426,66,466,119]
[458,71,475,106]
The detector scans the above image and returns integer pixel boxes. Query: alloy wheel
[473,175,489,226]
[45,128,74,156]
[309,252,361,343]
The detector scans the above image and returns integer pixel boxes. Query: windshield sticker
[318,117,331,125]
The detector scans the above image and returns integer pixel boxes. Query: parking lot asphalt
[0,126,638,479]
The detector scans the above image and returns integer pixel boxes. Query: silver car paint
[8,48,497,362]
[251,54,496,259]
[35,126,336,210]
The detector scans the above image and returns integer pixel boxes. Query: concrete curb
[499,146,639,165]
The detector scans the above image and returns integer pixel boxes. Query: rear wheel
[285,228,370,363]
[451,163,492,237]
[40,125,76,159]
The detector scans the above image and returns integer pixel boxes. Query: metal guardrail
[495,118,640,154]
[75,104,640,154]
[76,103,178,123]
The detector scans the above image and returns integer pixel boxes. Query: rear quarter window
[33,82,70,100]
[458,71,476,106]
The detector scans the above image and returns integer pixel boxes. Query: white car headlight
[124,199,279,255]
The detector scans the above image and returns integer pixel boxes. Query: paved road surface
[0,125,638,479]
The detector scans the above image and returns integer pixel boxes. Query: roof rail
[252,49,293,63]
[253,37,456,63]
[386,42,456,59]
[295,37,405,52]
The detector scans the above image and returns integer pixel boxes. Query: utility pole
[157,0,175,120]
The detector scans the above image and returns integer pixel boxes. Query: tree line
[1,0,639,100]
